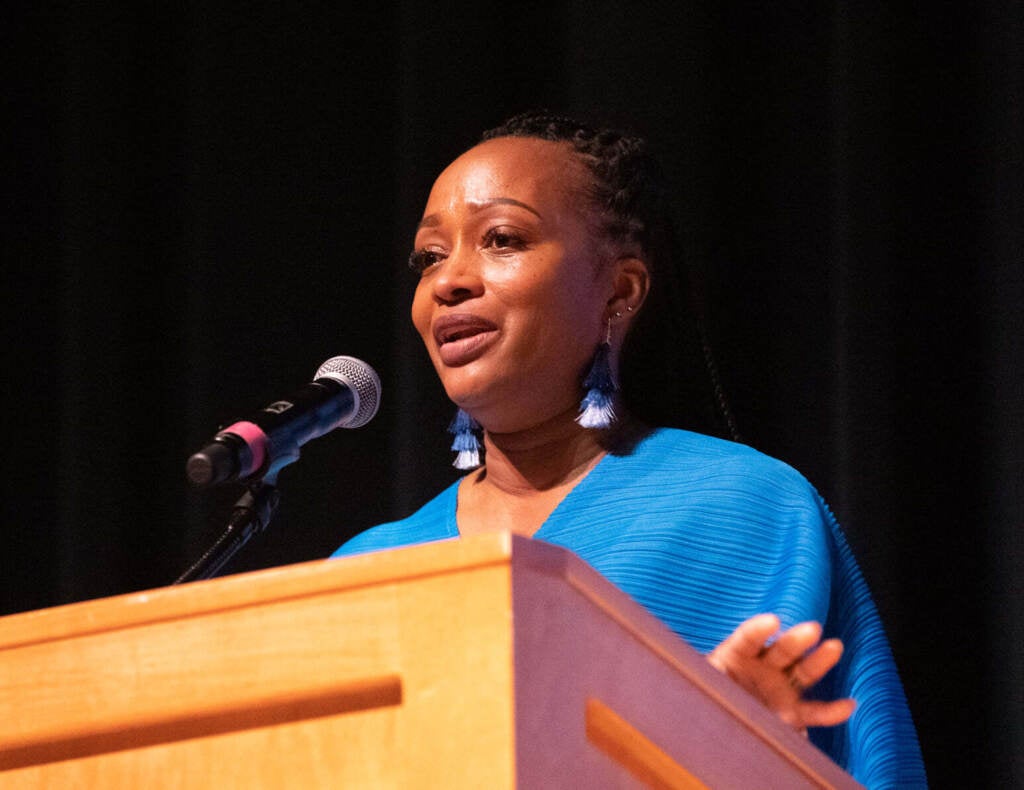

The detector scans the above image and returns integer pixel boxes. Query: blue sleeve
[807,494,928,788]
[595,442,926,786]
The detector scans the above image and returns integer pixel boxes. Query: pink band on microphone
[221,421,269,475]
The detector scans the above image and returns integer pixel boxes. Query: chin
[441,384,492,417]
[436,360,500,407]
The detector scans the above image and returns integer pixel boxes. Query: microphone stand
[174,475,281,585]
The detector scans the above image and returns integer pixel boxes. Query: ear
[607,256,650,319]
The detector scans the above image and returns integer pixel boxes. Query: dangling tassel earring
[576,315,618,429]
[449,408,482,470]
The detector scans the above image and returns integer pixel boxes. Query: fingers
[788,637,844,691]
[793,697,857,729]
[708,614,856,733]
[714,615,826,668]
[711,613,781,664]
[760,621,823,671]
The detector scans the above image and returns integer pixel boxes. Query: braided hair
[481,110,740,442]
[481,111,673,278]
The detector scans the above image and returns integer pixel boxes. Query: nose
[431,243,484,305]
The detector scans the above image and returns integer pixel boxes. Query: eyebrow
[417,197,542,230]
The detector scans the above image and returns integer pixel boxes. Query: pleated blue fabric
[332,428,926,787]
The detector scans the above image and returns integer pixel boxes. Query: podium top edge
[0,532,569,650]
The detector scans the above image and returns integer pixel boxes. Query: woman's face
[410,136,616,433]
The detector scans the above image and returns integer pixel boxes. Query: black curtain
[5,3,1021,786]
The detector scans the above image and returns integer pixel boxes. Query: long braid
[482,110,741,441]
[697,318,742,442]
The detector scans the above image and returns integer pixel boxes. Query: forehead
[425,137,589,215]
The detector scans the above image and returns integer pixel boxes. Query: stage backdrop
[5,3,1021,787]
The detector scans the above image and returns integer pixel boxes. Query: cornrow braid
[481,111,672,275]
[482,110,741,442]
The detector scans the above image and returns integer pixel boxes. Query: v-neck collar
[451,448,615,540]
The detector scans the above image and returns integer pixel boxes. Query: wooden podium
[0,533,861,788]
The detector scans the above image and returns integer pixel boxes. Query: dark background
[4,3,1021,786]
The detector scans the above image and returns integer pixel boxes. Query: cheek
[410,281,433,340]
[505,261,603,329]
[491,253,596,308]
[496,272,604,369]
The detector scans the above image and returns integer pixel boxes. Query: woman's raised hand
[707,614,856,732]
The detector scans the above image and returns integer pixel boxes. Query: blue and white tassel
[449,408,482,470]
[576,319,617,429]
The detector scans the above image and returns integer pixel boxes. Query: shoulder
[605,427,837,564]
[627,427,821,501]
[330,479,460,558]
[557,428,839,647]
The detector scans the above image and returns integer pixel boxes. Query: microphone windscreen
[314,356,381,428]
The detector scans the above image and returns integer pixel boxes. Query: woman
[333,112,926,786]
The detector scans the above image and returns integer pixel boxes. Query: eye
[482,227,527,252]
[408,248,446,274]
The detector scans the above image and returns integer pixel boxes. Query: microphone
[186,356,381,488]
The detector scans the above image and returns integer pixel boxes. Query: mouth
[433,314,499,366]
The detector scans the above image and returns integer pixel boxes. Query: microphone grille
[314,356,382,428]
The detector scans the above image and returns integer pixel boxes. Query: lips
[433,313,499,366]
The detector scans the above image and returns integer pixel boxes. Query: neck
[475,406,620,496]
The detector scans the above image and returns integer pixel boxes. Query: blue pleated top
[332,428,926,788]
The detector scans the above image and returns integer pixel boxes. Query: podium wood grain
[0,532,861,788]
